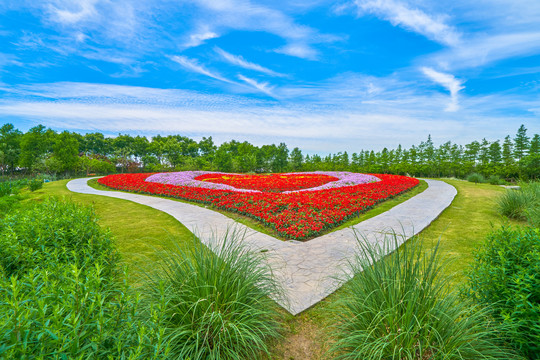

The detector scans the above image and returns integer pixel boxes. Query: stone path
[67,178,456,315]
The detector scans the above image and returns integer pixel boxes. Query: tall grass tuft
[497,181,540,226]
[329,232,521,360]
[142,228,283,360]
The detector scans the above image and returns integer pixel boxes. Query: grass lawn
[23,179,194,266]
[23,177,525,359]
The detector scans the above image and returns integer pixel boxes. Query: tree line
[0,123,538,180]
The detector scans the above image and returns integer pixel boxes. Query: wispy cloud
[274,43,319,61]
[237,74,275,97]
[350,0,460,46]
[429,31,540,71]
[170,55,234,84]
[189,0,336,59]
[49,0,99,24]
[215,47,285,77]
[0,81,537,152]
[421,67,464,111]
[184,26,219,48]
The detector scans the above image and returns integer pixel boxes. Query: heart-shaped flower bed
[195,173,338,192]
[98,171,419,240]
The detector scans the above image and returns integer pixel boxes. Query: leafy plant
[488,175,503,185]
[142,228,283,360]
[329,232,520,359]
[28,178,43,191]
[468,172,486,183]
[0,199,171,359]
[0,198,118,277]
[465,226,540,359]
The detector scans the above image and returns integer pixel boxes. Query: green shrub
[0,198,118,277]
[329,232,520,360]
[467,172,486,183]
[143,229,283,360]
[0,199,171,359]
[465,226,540,359]
[28,178,44,191]
[488,175,503,185]
[0,179,27,197]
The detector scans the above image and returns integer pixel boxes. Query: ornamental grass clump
[497,181,540,227]
[329,232,520,360]
[142,228,283,360]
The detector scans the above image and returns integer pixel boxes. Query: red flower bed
[194,173,339,192]
[98,173,419,240]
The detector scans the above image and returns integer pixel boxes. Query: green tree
[288,147,303,171]
[19,125,52,172]
[0,123,22,176]
[52,131,80,174]
[83,132,108,155]
[529,134,540,155]
[214,147,233,172]
[271,143,289,172]
[513,124,529,161]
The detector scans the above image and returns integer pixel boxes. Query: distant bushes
[329,233,519,359]
[465,226,540,359]
[467,172,486,184]
[498,181,540,227]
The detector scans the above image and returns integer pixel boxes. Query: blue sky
[0,0,539,153]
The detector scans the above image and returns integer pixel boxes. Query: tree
[271,143,289,173]
[83,132,107,155]
[19,125,52,172]
[214,147,233,172]
[198,136,216,159]
[488,140,502,164]
[289,147,303,171]
[530,134,540,155]
[502,135,514,166]
[514,124,529,161]
[52,131,80,174]
[0,123,22,176]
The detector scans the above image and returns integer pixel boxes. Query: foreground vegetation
[1,177,538,359]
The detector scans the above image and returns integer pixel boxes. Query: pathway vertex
[67,178,456,315]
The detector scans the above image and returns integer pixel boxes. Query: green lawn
[23,177,525,359]
[24,179,194,266]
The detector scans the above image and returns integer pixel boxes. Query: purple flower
[145,171,380,193]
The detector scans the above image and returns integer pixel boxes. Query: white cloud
[421,67,464,111]
[184,26,219,48]
[189,0,334,59]
[430,32,540,71]
[50,0,99,24]
[274,43,319,60]
[0,81,538,152]
[170,55,234,84]
[215,47,285,77]
[352,0,460,46]
[237,74,276,97]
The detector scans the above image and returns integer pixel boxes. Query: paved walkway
[67,178,456,315]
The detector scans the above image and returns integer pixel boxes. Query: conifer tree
[513,124,529,160]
